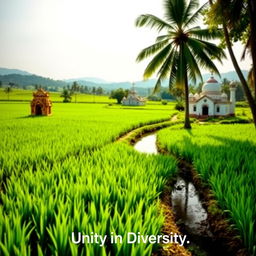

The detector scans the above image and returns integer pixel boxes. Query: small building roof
[33,88,49,97]
[190,94,230,104]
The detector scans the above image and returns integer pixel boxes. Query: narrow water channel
[133,133,229,256]
[134,134,158,154]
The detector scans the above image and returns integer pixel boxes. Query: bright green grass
[107,102,176,111]
[0,88,115,103]
[0,102,177,255]
[157,124,256,255]
[236,106,253,121]
[0,102,176,181]
[0,88,253,120]
[0,89,177,110]
[0,143,177,256]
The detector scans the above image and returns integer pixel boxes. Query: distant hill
[0,67,33,76]
[0,74,67,88]
[201,70,249,83]
[65,77,108,84]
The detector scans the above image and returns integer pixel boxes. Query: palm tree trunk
[222,21,256,127]
[248,0,256,99]
[208,0,256,127]
[184,71,191,129]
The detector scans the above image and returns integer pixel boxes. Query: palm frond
[143,43,173,80]
[157,47,177,79]
[187,38,222,77]
[135,14,172,32]
[153,47,177,93]
[226,0,246,27]
[153,78,162,93]
[156,35,170,42]
[164,0,187,28]
[197,39,226,61]
[136,39,170,62]
[184,1,208,28]
[187,28,223,40]
[185,25,200,31]
[183,43,203,84]
[183,0,199,25]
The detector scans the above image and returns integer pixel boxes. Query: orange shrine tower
[31,89,52,116]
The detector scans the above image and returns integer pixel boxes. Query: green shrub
[175,101,184,111]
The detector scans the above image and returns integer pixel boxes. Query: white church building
[122,84,146,106]
[189,76,236,117]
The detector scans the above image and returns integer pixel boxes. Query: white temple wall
[189,103,196,114]
[219,104,229,115]
[122,98,145,106]
[196,98,214,116]
[189,98,233,116]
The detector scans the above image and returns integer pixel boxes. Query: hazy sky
[0,0,251,82]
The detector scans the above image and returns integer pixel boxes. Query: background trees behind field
[60,89,72,103]
[4,86,12,101]
[110,88,129,104]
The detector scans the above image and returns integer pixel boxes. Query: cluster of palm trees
[136,0,256,128]
[61,81,80,103]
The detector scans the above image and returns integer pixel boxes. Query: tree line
[61,82,105,102]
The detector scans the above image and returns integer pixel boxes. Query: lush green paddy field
[0,88,115,103]
[0,101,255,255]
[0,102,176,183]
[0,102,177,255]
[0,89,252,119]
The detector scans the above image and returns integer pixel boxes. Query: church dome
[202,76,221,93]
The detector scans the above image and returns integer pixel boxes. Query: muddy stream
[134,133,230,256]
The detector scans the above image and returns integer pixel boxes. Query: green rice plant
[0,102,177,256]
[157,124,256,255]
[0,102,176,183]
[0,213,33,256]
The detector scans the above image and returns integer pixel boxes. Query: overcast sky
[0,0,251,82]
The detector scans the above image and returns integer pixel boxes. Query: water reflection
[134,134,158,154]
[172,177,211,236]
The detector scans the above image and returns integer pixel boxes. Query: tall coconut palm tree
[136,0,225,128]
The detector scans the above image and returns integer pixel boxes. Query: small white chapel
[121,83,146,106]
[189,76,236,117]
